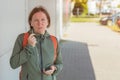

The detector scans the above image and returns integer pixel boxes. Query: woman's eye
[34,19,39,22]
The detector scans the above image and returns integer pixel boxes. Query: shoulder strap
[20,32,29,80]
[50,35,58,62]
[22,32,29,48]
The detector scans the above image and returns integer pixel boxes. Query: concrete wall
[0,0,26,80]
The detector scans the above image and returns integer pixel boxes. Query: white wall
[0,0,26,80]
[56,0,63,39]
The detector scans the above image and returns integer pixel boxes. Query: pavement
[58,22,120,80]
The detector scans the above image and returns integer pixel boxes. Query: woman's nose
[38,20,42,26]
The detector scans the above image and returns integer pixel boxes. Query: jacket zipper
[40,40,43,80]
[26,74,29,80]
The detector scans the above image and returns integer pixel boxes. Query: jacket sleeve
[10,34,35,69]
[53,42,63,76]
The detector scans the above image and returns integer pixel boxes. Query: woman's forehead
[32,11,47,18]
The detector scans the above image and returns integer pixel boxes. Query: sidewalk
[60,22,120,80]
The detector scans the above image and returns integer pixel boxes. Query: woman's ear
[47,21,49,28]
[30,21,34,29]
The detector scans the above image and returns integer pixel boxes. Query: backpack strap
[50,35,58,62]
[22,32,29,48]
[20,32,29,80]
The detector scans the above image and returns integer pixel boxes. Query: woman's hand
[28,34,37,47]
[43,65,57,75]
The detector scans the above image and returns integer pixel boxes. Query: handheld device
[45,66,51,71]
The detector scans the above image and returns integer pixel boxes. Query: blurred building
[87,0,120,15]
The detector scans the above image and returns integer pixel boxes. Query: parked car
[117,17,120,28]
[100,12,120,26]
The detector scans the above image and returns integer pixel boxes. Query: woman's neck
[33,30,45,35]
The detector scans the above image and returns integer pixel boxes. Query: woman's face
[31,11,48,34]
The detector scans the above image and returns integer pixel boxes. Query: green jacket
[10,30,63,80]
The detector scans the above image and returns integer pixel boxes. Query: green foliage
[70,16,99,22]
[117,5,120,8]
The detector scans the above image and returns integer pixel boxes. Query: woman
[10,6,63,80]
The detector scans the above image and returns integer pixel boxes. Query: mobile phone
[45,66,51,71]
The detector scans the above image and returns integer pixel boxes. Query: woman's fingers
[43,69,54,75]
[28,34,37,47]
[29,34,36,40]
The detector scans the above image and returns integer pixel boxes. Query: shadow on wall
[57,40,96,80]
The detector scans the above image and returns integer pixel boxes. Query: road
[60,22,120,80]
